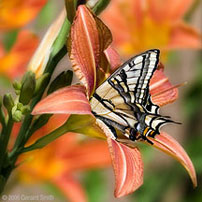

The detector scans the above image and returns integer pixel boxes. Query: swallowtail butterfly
[90,49,176,144]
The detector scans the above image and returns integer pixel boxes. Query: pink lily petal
[32,85,91,115]
[69,5,112,96]
[148,0,194,22]
[69,5,98,97]
[107,138,143,198]
[104,46,122,71]
[150,68,178,106]
[147,132,197,187]
[168,22,202,49]
[52,174,87,202]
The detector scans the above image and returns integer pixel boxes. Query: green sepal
[0,96,6,127]
[47,70,73,95]
[12,110,22,122]
[21,105,31,115]
[21,114,105,153]
[87,0,111,15]
[65,0,77,23]
[19,71,36,105]
[49,19,70,59]
[34,73,50,96]
[28,114,52,137]
[3,93,14,113]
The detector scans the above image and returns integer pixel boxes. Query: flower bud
[19,71,36,105]
[21,105,31,115]
[12,110,22,122]
[3,93,14,112]
[13,80,22,95]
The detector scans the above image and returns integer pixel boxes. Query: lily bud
[13,80,22,91]
[3,94,14,113]
[13,80,22,95]
[19,71,36,105]
[28,10,67,78]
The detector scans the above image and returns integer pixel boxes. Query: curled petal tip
[148,132,197,187]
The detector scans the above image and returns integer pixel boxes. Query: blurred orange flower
[0,0,47,31]
[0,30,38,79]
[17,115,111,202]
[101,0,202,56]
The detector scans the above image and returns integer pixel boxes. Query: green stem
[0,108,6,130]
[12,45,67,155]
[21,122,68,153]
[0,115,14,172]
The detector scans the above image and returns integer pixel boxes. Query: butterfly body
[90,49,175,144]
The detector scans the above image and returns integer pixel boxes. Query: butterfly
[90,49,177,145]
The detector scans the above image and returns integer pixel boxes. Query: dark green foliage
[47,70,73,94]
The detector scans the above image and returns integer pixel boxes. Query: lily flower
[0,30,38,79]
[101,0,202,56]
[31,5,197,197]
[17,115,111,202]
[0,0,47,31]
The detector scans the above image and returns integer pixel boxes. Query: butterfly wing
[90,49,173,141]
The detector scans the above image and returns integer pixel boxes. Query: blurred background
[0,0,201,201]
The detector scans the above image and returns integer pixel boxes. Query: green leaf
[47,70,73,94]
[50,19,71,58]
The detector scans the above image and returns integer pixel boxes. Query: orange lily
[17,115,111,202]
[101,0,202,56]
[31,5,196,198]
[0,30,38,79]
[0,0,47,31]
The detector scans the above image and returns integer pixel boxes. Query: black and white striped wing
[91,49,160,129]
